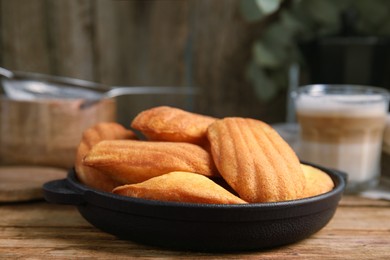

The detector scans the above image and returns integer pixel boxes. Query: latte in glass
[293,85,389,193]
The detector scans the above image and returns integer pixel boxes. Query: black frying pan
[43,163,346,252]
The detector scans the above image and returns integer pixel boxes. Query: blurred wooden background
[0,0,287,124]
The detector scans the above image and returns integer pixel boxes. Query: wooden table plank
[0,196,389,259]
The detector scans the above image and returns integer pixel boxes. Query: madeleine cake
[207,117,306,203]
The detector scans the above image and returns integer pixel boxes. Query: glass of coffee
[292,85,390,193]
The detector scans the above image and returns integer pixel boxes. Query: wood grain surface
[0,196,389,259]
[0,0,287,124]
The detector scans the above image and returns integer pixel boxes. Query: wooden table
[0,196,389,259]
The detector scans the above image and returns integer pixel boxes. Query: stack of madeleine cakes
[75,106,334,204]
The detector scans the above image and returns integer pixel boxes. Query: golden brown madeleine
[75,122,137,192]
[131,106,216,145]
[83,139,219,184]
[112,171,247,204]
[301,164,334,198]
[207,117,306,203]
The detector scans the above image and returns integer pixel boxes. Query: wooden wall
[0,0,287,124]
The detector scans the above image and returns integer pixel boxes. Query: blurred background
[1,0,390,124]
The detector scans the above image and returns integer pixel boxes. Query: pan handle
[43,179,85,205]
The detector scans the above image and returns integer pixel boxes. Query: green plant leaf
[301,0,342,30]
[252,41,281,68]
[279,10,304,36]
[263,20,294,47]
[246,61,279,101]
[258,20,300,68]
[240,0,265,22]
[255,0,283,14]
[245,0,390,104]
[240,0,283,22]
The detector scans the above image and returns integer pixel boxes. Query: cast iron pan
[43,162,346,252]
